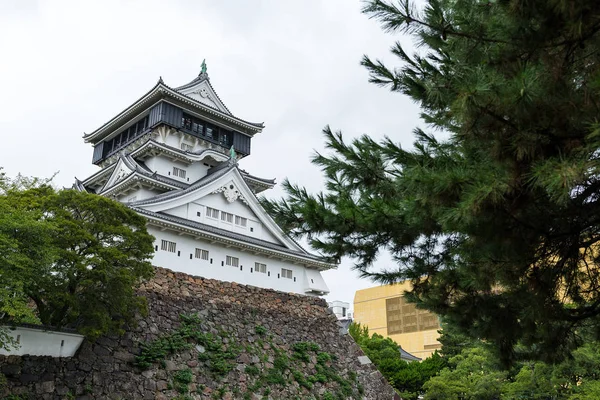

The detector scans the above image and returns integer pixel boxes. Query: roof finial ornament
[229,145,237,165]
[200,59,207,75]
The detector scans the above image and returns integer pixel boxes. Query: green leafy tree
[421,339,600,399]
[349,322,446,398]
[424,346,507,400]
[0,173,155,342]
[262,0,600,364]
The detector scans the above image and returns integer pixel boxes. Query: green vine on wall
[134,315,361,399]
[135,313,240,377]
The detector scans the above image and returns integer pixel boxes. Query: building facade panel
[354,282,441,359]
[149,227,325,294]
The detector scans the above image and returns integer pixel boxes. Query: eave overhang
[239,170,276,193]
[131,139,229,165]
[84,81,264,144]
[100,172,182,198]
[82,163,117,189]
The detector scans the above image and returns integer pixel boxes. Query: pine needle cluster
[262,0,600,364]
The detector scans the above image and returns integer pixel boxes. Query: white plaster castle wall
[161,193,280,245]
[148,227,329,295]
[144,155,209,184]
[0,327,84,357]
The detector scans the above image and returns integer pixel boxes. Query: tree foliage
[423,339,600,399]
[349,322,446,398]
[262,0,600,364]
[0,171,155,344]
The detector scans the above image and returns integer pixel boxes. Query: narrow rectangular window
[161,239,176,253]
[181,143,194,151]
[226,255,239,267]
[281,268,293,279]
[221,212,233,223]
[173,167,187,178]
[195,248,209,260]
[235,216,247,227]
[255,262,267,274]
[206,207,219,219]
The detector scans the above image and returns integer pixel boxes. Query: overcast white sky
[0,0,421,306]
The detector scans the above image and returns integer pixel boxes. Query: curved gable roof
[84,77,264,144]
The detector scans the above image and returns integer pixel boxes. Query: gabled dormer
[174,61,231,115]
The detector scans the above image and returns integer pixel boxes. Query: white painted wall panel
[148,227,328,295]
[143,155,209,184]
[159,194,282,245]
[0,327,84,357]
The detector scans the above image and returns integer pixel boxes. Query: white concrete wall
[162,193,280,245]
[143,155,209,184]
[328,301,351,319]
[149,227,329,295]
[0,327,84,357]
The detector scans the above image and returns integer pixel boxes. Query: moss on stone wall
[0,267,396,399]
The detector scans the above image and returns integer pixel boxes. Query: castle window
[173,167,187,179]
[181,143,194,152]
[160,239,176,253]
[226,256,239,267]
[281,268,293,279]
[195,248,209,260]
[235,216,247,227]
[206,207,219,219]
[221,211,233,223]
[206,126,214,139]
[255,262,267,274]
[219,132,231,146]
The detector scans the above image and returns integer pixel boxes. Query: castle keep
[75,63,333,296]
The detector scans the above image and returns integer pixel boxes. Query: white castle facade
[75,64,333,296]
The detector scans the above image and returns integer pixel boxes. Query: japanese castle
[75,62,333,296]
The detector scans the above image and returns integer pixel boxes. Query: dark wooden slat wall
[92,101,253,164]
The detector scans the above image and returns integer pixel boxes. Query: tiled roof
[129,162,235,206]
[398,347,422,362]
[84,79,263,142]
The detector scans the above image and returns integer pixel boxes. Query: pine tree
[262,0,600,364]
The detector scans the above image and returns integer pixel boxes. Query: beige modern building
[354,282,442,359]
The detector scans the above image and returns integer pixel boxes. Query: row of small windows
[103,116,149,157]
[158,240,294,279]
[206,207,247,227]
[181,113,234,148]
[172,167,187,179]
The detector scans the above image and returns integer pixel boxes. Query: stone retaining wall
[0,267,397,400]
